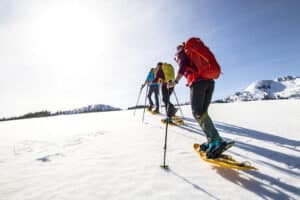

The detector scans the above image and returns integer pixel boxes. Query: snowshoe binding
[205,140,235,159]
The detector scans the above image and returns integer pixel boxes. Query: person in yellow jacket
[153,62,177,122]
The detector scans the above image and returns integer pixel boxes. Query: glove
[167,81,176,89]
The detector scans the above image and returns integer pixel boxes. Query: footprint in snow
[36,153,64,162]
[63,130,108,148]
[13,140,58,155]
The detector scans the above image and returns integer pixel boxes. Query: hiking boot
[206,140,235,159]
[162,117,173,123]
[199,142,209,152]
[153,108,160,114]
[170,107,178,117]
[206,140,223,159]
[147,106,153,111]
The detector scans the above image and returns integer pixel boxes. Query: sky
[0,0,300,117]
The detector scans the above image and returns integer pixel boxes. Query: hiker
[142,68,160,113]
[153,62,177,122]
[168,38,231,158]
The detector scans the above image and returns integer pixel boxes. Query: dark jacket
[175,49,200,87]
[153,66,166,85]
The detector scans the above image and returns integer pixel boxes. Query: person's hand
[167,81,176,89]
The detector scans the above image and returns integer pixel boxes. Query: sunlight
[30,1,112,67]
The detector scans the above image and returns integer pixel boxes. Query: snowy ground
[0,100,299,200]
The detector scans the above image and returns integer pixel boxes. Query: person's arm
[174,73,184,84]
[168,51,189,88]
[167,73,183,88]
[142,71,151,88]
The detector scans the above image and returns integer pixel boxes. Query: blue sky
[166,0,300,98]
[0,0,299,116]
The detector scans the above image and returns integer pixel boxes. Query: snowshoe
[171,116,184,124]
[161,118,180,126]
[193,143,257,170]
[161,118,173,123]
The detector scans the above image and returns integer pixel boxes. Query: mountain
[219,76,300,103]
[0,101,299,199]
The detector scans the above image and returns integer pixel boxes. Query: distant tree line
[0,111,51,122]
[0,104,121,122]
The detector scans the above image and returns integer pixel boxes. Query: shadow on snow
[212,166,299,200]
[164,167,221,200]
[171,116,300,198]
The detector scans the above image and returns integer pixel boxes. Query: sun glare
[30,2,112,67]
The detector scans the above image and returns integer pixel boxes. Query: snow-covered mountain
[221,76,300,103]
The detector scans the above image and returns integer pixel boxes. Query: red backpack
[184,37,221,80]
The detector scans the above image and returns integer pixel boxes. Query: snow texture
[0,100,299,200]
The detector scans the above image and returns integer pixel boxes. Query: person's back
[146,69,159,87]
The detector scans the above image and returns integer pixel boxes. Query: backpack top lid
[184,37,221,80]
[184,37,205,55]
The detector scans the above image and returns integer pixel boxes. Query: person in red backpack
[168,38,233,159]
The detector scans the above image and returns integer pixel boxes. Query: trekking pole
[158,86,162,113]
[160,87,170,169]
[159,84,164,115]
[133,86,143,116]
[142,84,149,123]
[173,90,184,118]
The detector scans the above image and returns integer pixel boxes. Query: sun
[29,1,112,67]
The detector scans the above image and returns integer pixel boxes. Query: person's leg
[202,80,214,114]
[161,84,169,115]
[190,82,206,120]
[168,88,176,117]
[153,86,160,111]
[190,80,221,143]
[161,84,168,106]
[166,87,176,117]
[162,85,175,118]
[147,85,154,109]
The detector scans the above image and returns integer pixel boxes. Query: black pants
[190,80,214,119]
[161,84,176,117]
[190,80,221,142]
[148,85,159,108]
